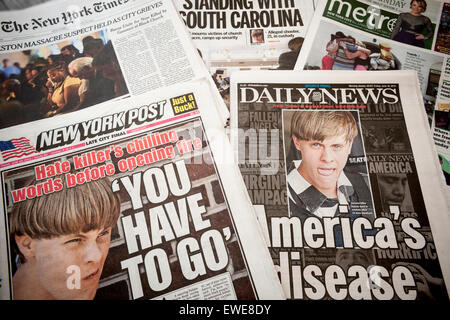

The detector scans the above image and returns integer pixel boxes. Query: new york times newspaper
[0,80,284,300]
[230,70,450,300]
[295,0,449,119]
[0,0,228,128]
[173,0,315,109]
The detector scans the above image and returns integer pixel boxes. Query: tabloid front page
[0,79,285,300]
[231,70,450,300]
[173,0,315,110]
[0,0,229,128]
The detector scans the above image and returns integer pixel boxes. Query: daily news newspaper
[0,79,285,300]
[294,0,450,207]
[230,70,450,300]
[173,0,316,109]
[0,0,229,128]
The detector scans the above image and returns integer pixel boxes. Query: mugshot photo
[250,29,265,44]
[282,110,375,222]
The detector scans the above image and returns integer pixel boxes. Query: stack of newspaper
[0,0,449,301]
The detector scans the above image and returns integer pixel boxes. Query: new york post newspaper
[0,80,284,300]
[0,0,283,300]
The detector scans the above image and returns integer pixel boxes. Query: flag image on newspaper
[0,138,39,161]
[230,70,450,300]
[0,80,284,300]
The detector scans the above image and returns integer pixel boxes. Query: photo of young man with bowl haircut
[9,176,121,300]
[286,110,374,221]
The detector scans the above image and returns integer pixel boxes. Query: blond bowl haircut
[291,111,358,143]
[9,176,121,263]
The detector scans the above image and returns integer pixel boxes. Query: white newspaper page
[0,0,228,127]
[173,0,315,110]
[231,69,450,300]
[0,80,284,300]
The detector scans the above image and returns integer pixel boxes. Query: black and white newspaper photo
[230,70,450,300]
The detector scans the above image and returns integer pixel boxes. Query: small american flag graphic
[0,137,39,161]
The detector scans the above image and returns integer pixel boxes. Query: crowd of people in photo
[0,37,128,129]
[321,31,398,71]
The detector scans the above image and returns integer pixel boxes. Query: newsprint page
[173,0,316,109]
[296,0,449,115]
[0,0,229,127]
[231,70,450,300]
[295,0,450,196]
[0,79,285,300]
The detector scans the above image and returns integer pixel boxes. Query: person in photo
[287,111,373,221]
[277,37,304,70]
[390,0,433,48]
[68,57,115,110]
[377,173,408,211]
[45,61,82,116]
[335,249,373,271]
[250,29,264,43]
[10,177,121,300]
[340,41,372,70]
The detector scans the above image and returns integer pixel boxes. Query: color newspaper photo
[295,0,449,123]
[4,119,257,299]
[0,31,129,129]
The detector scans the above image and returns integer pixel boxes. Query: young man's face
[294,133,352,197]
[22,227,112,300]
[378,173,407,208]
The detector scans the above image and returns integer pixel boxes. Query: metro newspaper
[230,70,450,300]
